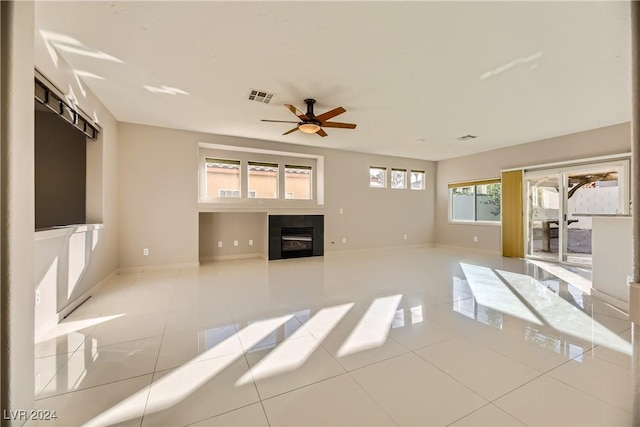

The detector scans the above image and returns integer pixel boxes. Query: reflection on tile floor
[30,247,634,426]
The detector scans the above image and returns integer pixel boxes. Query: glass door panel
[525,159,629,266]
[563,166,623,265]
[526,174,561,261]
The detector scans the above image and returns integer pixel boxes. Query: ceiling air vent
[248,89,275,104]
[456,135,477,141]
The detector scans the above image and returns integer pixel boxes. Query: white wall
[33,24,119,334]
[1,1,35,421]
[435,123,631,252]
[118,123,435,269]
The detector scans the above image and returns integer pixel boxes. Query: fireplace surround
[268,215,324,260]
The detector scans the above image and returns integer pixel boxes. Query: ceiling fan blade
[316,129,328,137]
[284,104,309,121]
[321,122,357,129]
[283,127,299,135]
[316,107,346,123]
[261,119,300,123]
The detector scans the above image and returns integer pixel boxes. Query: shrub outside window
[370,167,386,188]
[206,158,240,198]
[285,165,312,200]
[410,170,425,190]
[248,162,278,199]
[450,180,501,222]
[391,169,406,189]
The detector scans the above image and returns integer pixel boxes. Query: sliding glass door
[526,173,562,261]
[525,160,629,265]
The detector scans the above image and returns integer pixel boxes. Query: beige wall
[435,123,631,252]
[199,213,266,259]
[1,1,35,420]
[118,125,200,269]
[118,122,435,268]
[33,22,120,334]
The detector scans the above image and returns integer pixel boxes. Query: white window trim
[410,170,425,190]
[198,143,323,208]
[448,180,502,224]
[391,169,407,189]
[370,166,387,188]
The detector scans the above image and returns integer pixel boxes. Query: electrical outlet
[473,236,478,242]
[339,208,343,214]
[403,234,407,240]
[35,290,41,305]
[342,237,347,244]
[234,240,238,247]
[217,241,223,248]
[143,248,149,256]
[249,239,254,246]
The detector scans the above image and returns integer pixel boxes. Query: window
[370,167,386,188]
[219,189,240,198]
[206,158,241,198]
[285,165,312,200]
[248,162,278,199]
[391,169,406,189]
[450,179,501,222]
[199,147,320,203]
[410,170,425,190]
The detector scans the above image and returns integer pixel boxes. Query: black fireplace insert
[268,215,324,260]
[281,227,313,258]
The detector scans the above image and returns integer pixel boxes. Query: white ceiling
[34,1,631,161]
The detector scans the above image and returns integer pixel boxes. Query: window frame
[369,166,387,188]
[205,158,242,199]
[198,146,320,207]
[284,164,313,201]
[449,178,502,225]
[391,168,407,189]
[410,170,425,190]
[247,161,279,199]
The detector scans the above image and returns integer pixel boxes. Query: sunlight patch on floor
[337,295,402,357]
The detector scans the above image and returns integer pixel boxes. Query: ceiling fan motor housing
[261,98,356,137]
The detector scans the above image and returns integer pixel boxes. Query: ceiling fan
[261,98,356,137]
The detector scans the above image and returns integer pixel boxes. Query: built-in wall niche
[199,212,267,261]
[35,108,88,229]
[34,73,102,230]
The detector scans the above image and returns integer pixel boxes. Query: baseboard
[325,243,433,254]
[200,253,265,262]
[117,261,201,274]
[434,243,501,255]
[591,288,629,313]
[57,269,117,321]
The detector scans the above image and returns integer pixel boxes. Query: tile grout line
[342,367,401,426]
[34,324,100,401]
[181,401,264,427]
[35,372,153,401]
[224,300,272,427]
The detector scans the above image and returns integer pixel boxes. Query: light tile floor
[29,247,634,426]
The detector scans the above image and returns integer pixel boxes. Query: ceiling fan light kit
[298,122,322,134]
[261,98,357,138]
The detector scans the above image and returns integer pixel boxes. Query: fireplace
[281,227,313,258]
[269,215,324,260]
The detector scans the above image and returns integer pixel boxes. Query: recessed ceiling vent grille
[456,135,477,141]
[248,89,275,104]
